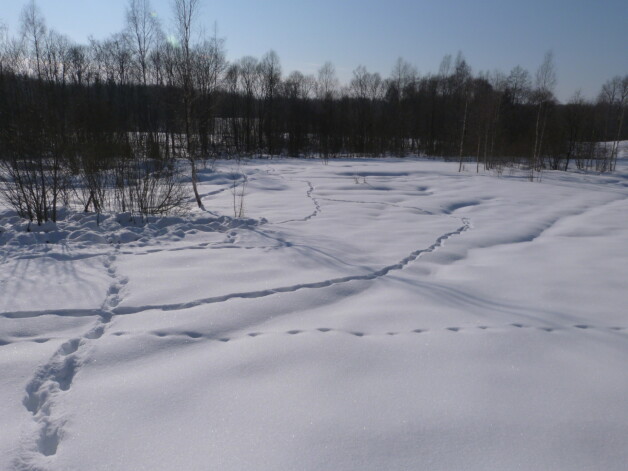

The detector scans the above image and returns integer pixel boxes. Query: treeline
[0,0,627,222]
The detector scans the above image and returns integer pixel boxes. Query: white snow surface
[2,148,628,470]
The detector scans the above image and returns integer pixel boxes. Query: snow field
[1,150,628,470]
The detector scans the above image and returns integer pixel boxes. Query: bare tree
[99,33,134,84]
[192,31,227,156]
[531,51,556,174]
[563,90,588,171]
[316,61,339,100]
[124,134,187,217]
[67,44,89,85]
[258,50,282,155]
[613,76,628,171]
[42,30,71,84]
[0,4,71,224]
[20,0,46,79]
[599,75,619,153]
[506,65,531,105]
[222,62,240,151]
[454,53,472,171]
[350,65,369,99]
[388,58,417,154]
[486,70,507,166]
[316,62,339,160]
[284,70,315,156]
[126,0,162,85]
[172,0,204,208]
[0,123,69,224]
[0,23,25,74]
[0,21,8,74]
[599,75,628,171]
[237,56,260,153]
[349,65,384,155]
[438,54,452,78]
[390,58,417,98]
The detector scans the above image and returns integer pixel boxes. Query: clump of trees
[0,0,627,223]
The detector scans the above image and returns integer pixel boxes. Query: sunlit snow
[2,146,628,470]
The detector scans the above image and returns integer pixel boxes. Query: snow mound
[0,209,263,248]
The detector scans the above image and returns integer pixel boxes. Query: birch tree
[531,51,556,174]
[126,0,162,85]
[20,0,46,79]
[172,0,204,208]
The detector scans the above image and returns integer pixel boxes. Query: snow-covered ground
[1,147,628,470]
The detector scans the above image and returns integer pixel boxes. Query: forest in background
[0,0,627,223]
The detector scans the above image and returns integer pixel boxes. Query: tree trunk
[611,106,625,171]
[458,97,469,172]
[190,159,204,210]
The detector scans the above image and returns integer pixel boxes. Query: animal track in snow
[7,322,620,354]
[101,250,129,312]
[20,338,82,462]
[15,246,125,468]
[85,325,105,340]
[2,195,468,323]
[111,219,471,316]
[274,180,321,224]
[104,323,627,346]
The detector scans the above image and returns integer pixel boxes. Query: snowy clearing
[1,148,628,471]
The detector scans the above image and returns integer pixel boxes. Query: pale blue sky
[1,0,626,102]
